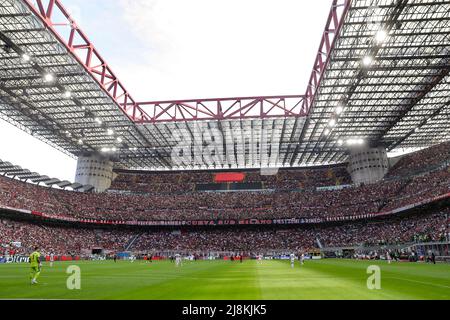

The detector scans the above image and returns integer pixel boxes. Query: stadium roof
[0,158,93,191]
[0,0,449,171]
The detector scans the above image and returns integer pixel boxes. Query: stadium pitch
[0,259,449,300]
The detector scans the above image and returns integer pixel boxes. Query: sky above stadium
[0,0,334,181]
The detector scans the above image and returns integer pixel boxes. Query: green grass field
[0,259,449,300]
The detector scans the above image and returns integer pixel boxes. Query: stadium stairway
[124,233,142,251]
[316,238,323,249]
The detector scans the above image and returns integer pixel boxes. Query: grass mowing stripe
[387,277,450,289]
[256,260,396,300]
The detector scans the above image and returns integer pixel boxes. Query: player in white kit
[290,254,295,268]
[257,254,263,264]
[386,251,392,264]
[300,253,305,266]
[49,252,55,267]
[175,254,182,267]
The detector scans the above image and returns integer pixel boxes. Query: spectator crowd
[1,208,448,256]
[387,141,450,178]
[0,141,448,223]
[0,166,448,222]
[109,166,352,194]
[0,219,131,256]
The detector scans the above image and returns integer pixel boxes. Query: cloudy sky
[0,0,333,181]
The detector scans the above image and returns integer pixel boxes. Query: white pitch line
[388,277,450,289]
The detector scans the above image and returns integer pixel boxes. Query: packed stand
[0,142,449,222]
[109,166,352,194]
[0,219,132,256]
[382,167,450,211]
[0,174,418,221]
[245,166,351,190]
[0,167,448,222]
[132,210,449,252]
[387,141,450,178]
[2,208,447,256]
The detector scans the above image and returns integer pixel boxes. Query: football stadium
[0,0,449,302]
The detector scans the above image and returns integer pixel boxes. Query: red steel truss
[22,0,149,122]
[302,0,351,113]
[133,95,306,124]
[23,0,350,124]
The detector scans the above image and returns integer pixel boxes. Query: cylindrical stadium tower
[74,154,115,192]
[347,146,389,185]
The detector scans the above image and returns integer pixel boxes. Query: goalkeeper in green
[29,246,42,285]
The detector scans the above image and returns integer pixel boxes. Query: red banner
[214,172,246,183]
